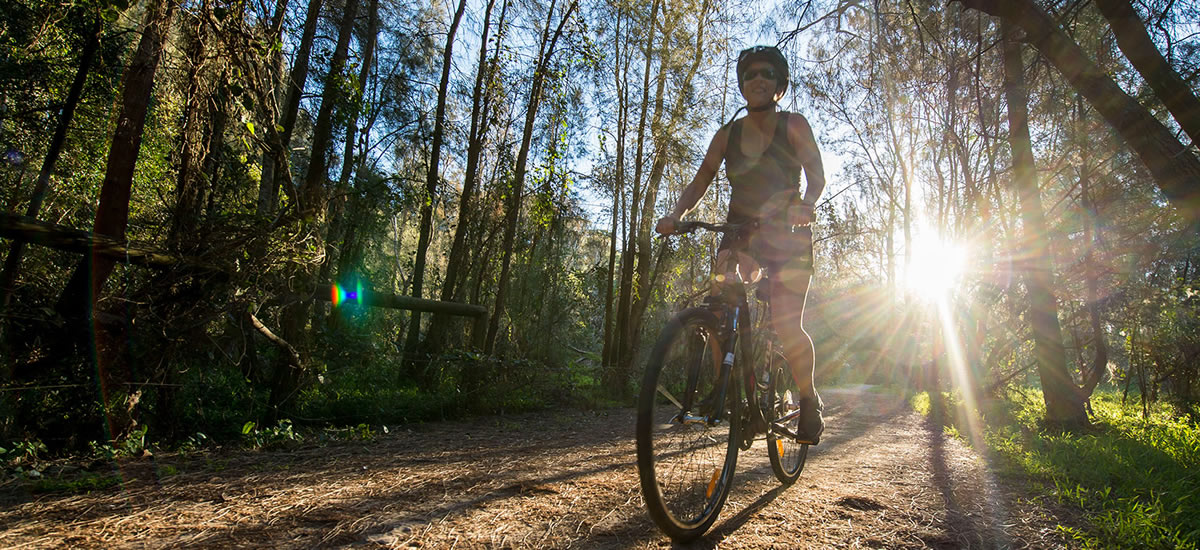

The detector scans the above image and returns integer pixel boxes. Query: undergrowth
[914,388,1200,549]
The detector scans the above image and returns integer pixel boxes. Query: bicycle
[635,220,812,542]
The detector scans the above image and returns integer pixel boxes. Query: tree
[484,0,579,353]
[257,0,322,216]
[0,16,101,307]
[53,0,177,439]
[1001,20,1088,426]
[425,0,508,351]
[402,0,468,371]
[1093,0,1200,148]
[951,0,1200,224]
[615,0,715,398]
[298,0,361,218]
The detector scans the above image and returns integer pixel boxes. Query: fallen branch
[246,311,301,369]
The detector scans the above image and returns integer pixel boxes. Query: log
[0,212,181,268]
[312,283,486,317]
[0,211,488,345]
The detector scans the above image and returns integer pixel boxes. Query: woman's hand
[791,201,815,226]
[655,215,680,235]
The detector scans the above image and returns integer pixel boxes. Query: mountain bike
[635,220,811,542]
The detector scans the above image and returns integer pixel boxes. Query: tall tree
[610,0,659,391]
[485,0,579,353]
[320,0,381,286]
[403,0,469,367]
[599,6,631,375]
[0,16,101,307]
[426,0,507,351]
[1092,0,1200,148]
[952,0,1200,224]
[257,0,322,216]
[299,0,361,218]
[169,0,214,248]
[54,0,177,438]
[1001,20,1087,426]
[619,0,714,397]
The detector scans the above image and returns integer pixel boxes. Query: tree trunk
[405,0,471,364]
[1000,20,1087,427]
[298,0,360,219]
[0,17,100,307]
[952,0,1200,224]
[54,0,177,440]
[320,0,380,286]
[1093,0,1200,148]
[598,4,625,377]
[426,0,506,352]
[484,0,578,353]
[257,0,320,216]
[169,2,212,249]
[1079,112,1108,399]
[609,0,659,393]
[57,0,175,315]
[623,0,713,393]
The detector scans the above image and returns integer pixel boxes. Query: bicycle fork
[672,305,741,427]
[706,305,740,426]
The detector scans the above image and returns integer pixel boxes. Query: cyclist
[655,45,825,443]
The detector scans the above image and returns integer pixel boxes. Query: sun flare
[903,232,968,300]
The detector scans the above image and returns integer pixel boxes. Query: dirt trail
[0,387,1080,548]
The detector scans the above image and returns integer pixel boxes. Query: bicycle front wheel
[766,352,808,484]
[636,307,740,542]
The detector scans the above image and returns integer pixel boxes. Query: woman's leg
[769,269,815,397]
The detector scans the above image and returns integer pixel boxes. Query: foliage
[920,388,1200,549]
[240,419,302,450]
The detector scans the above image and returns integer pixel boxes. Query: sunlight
[903,231,968,301]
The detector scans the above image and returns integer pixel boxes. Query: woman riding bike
[655,45,826,443]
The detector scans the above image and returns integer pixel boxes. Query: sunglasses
[742,67,778,82]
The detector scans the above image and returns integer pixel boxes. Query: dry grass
[0,389,1081,548]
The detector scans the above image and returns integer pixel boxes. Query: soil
[0,386,1083,548]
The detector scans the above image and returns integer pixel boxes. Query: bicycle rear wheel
[766,353,808,484]
[636,307,740,542]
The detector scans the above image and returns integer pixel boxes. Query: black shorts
[717,223,813,293]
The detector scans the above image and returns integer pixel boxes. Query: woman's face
[740,60,783,108]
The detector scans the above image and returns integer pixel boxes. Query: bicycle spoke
[655,384,684,410]
[637,308,740,541]
[766,365,808,483]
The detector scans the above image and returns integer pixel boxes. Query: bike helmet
[737,45,789,97]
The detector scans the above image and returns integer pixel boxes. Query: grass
[31,473,122,494]
[916,388,1200,549]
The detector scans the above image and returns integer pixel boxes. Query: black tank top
[724,112,804,224]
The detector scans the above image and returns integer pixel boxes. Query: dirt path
[0,387,1080,548]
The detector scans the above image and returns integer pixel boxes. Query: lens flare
[331,280,365,308]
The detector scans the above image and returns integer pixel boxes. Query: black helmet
[736,45,789,97]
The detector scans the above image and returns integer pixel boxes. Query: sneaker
[796,394,824,445]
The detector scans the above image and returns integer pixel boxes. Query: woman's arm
[656,126,729,234]
[788,113,825,225]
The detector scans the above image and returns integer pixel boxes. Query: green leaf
[241,421,255,435]
[245,122,255,136]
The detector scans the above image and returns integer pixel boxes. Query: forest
[0,0,1197,466]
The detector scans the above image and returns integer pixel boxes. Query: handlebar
[671,220,752,236]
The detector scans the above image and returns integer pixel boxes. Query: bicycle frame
[637,220,812,542]
[688,279,773,443]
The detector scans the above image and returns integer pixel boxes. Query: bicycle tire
[766,352,808,484]
[636,307,740,542]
